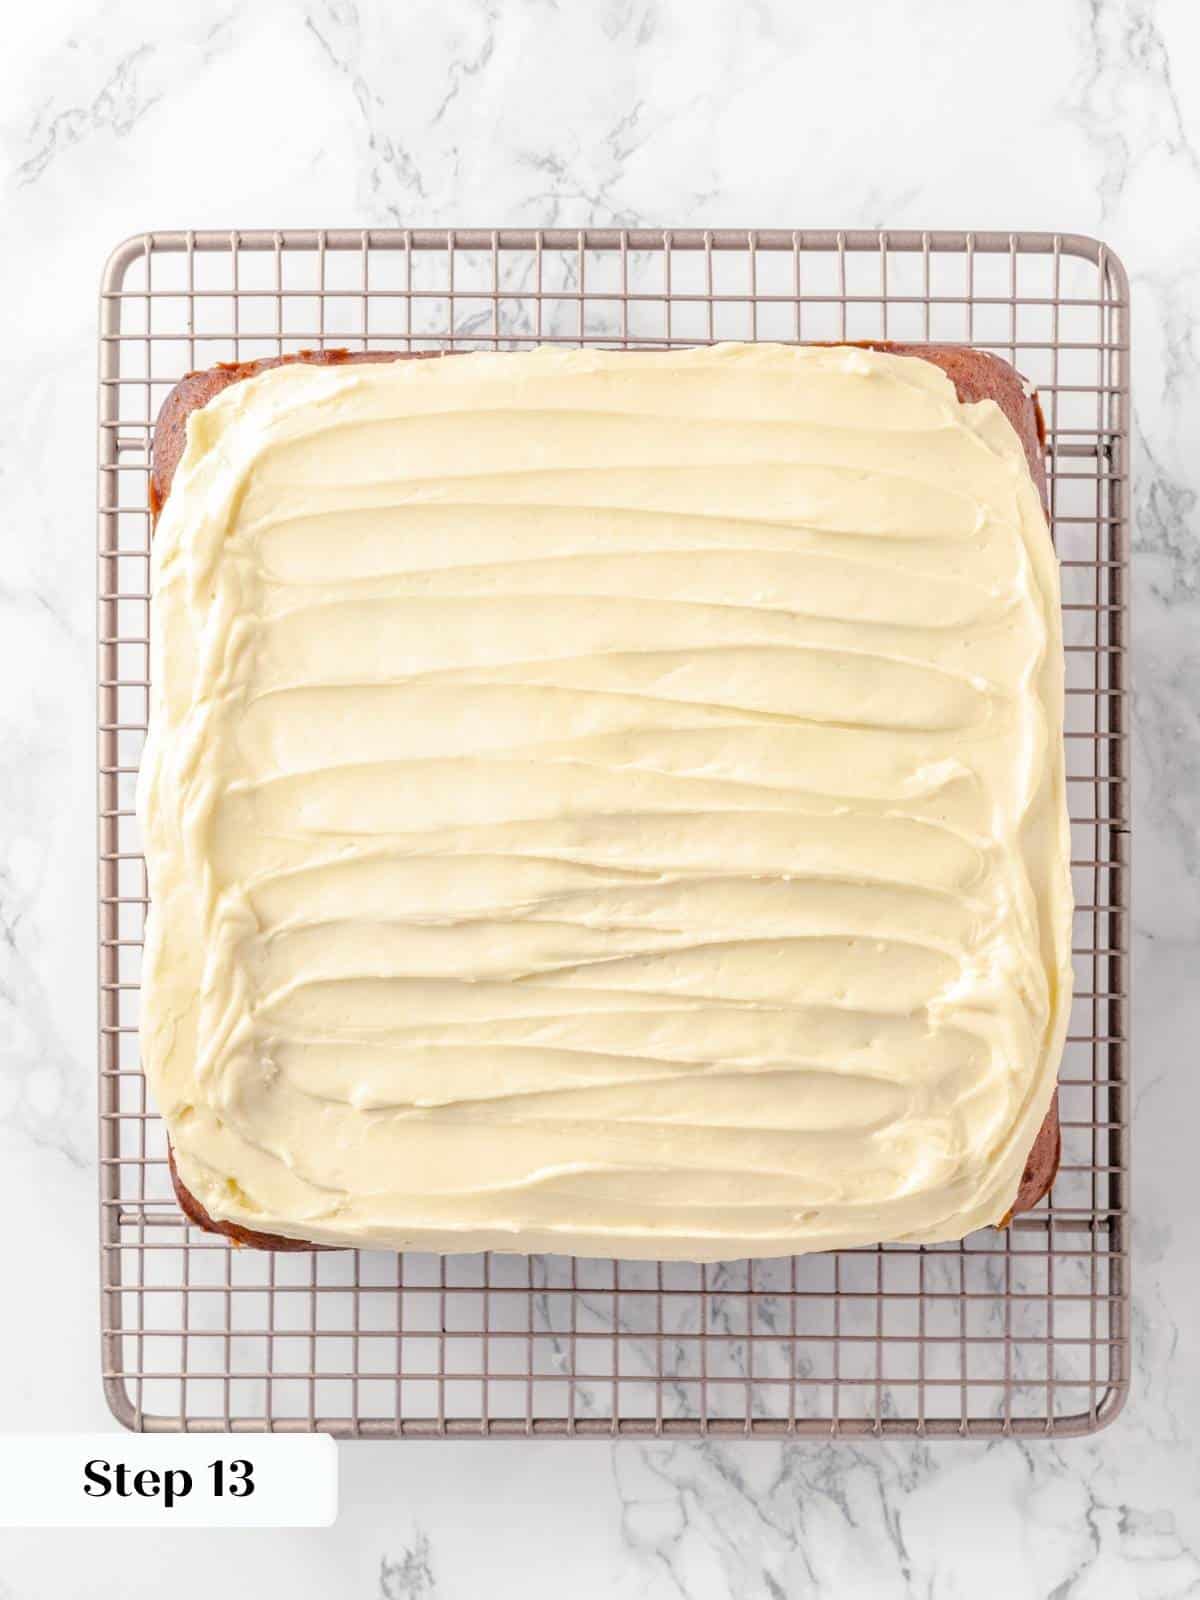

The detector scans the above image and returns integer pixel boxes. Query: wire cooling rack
[98,228,1130,1438]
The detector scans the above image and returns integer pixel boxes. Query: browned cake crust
[151,343,1060,1250]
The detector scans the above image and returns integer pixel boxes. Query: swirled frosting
[138,343,1072,1258]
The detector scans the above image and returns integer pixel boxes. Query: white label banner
[0,1434,338,1527]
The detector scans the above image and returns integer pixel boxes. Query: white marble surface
[1,0,1198,1594]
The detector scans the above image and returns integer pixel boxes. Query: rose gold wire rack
[98,228,1130,1438]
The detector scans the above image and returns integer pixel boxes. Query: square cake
[138,342,1072,1258]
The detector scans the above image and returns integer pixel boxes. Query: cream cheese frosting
[137,343,1073,1259]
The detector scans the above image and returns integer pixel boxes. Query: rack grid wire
[98,228,1130,1438]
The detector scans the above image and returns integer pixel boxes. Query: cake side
[143,342,1069,1255]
